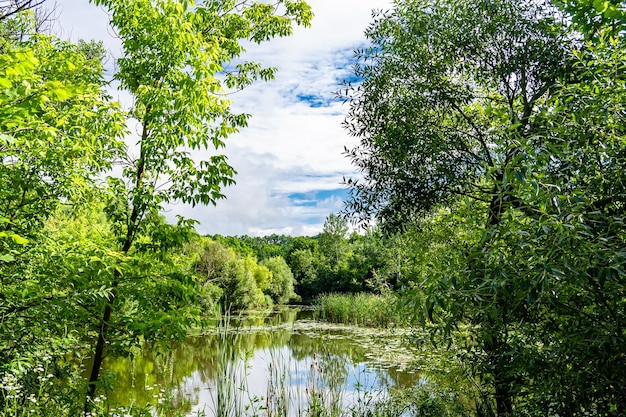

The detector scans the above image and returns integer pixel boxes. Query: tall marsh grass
[315,293,404,328]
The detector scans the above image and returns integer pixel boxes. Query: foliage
[315,293,404,328]
[318,213,349,268]
[261,256,299,304]
[0,0,314,410]
[342,0,626,415]
[0,17,125,248]
[553,0,626,39]
[290,248,320,298]
[81,0,312,402]
[189,237,301,310]
[0,13,127,414]
[213,219,407,300]
[0,0,45,22]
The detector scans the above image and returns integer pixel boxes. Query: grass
[314,293,405,328]
[264,350,347,417]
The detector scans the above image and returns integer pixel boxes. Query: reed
[209,314,249,417]
[263,348,347,417]
[315,293,403,328]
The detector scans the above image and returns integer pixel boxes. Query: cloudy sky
[56,0,392,236]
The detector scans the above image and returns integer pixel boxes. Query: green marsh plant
[209,315,249,417]
[315,293,403,328]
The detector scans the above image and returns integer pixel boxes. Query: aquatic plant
[315,293,404,328]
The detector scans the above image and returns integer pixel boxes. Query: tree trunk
[85,118,147,408]
[494,367,513,417]
[487,170,514,417]
[85,295,114,407]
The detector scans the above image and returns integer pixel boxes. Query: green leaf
[593,0,609,13]
[0,253,15,262]
[0,133,15,145]
[10,234,28,245]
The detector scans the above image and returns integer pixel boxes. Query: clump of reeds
[210,314,248,417]
[315,293,403,328]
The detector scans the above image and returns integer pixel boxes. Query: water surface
[104,307,422,416]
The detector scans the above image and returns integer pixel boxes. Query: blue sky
[56,0,392,236]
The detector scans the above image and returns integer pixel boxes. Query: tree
[0,16,126,410]
[223,256,265,309]
[504,27,626,414]
[84,0,312,404]
[553,0,626,39]
[341,0,578,415]
[261,256,298,304]
[289,248,319,298]
[318,213,348,268]
[0,16,125,247]
[345,0,626,415]
[0,203,121,416]
[345,229,401,293]
[0,0,45,22]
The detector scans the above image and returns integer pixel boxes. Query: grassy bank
[315,293,405,328]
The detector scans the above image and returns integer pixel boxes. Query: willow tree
[84,0,312,403]
[344,0,626,415]
[342,0,571,415]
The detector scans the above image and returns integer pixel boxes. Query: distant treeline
[206,214,404,301]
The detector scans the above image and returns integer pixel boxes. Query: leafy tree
[190,238,302,310]
[191,237,233,286]
[0,18,125,249]
[289,235,319,257]
[239,234,296,260]
[554,0,626,39]
[210,234,255,257]
[290,248,319,298]
[340,0,603,415]
[0,204,116,416]
[216,256,264,310]
[502,29,626,414]
[345,230,401,293]
[0,0,46,22]
[261,256,298,304]
[0,14,127,411]
[318,213,348,269]
[81,0,312,403]
[345,0,626,414]
[241,255,270,306]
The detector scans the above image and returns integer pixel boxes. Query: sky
[55,0,393,236]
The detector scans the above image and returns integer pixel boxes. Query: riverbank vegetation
[315,293,403,328]
[1,0,625,416]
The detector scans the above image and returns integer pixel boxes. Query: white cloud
[56,0,393,236]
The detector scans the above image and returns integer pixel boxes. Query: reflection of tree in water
[229,306,299,327]
[297,332,428,389]
[103,308,424,414]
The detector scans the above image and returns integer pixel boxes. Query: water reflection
[103,307,422,416]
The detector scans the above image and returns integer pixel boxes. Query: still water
[103,307,421,416]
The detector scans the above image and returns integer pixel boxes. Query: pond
[102,307,425,416]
